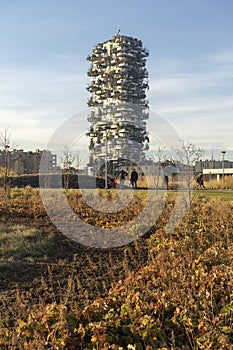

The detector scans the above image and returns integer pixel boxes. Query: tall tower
[87,32,149,173]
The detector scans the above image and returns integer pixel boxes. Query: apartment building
[0,148,57,175]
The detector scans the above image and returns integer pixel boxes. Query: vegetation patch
[194,189,233,201]
[0,188,232,349]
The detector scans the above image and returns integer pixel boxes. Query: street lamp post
[221,151,226,188]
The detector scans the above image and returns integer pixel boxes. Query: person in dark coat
[130,169,138,189]
[196,173,205,189]
[163,174,169,190]
[117,169,128,189]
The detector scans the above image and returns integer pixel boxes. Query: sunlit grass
[194,189,233,201]
[205,176,233,189]
[0,224,51,264]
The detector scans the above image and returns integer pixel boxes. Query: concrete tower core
[87,33,149,174]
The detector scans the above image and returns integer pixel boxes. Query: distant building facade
[195,159,233,180]
[0,149,57,175]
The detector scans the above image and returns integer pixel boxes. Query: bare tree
[173,141,204,202]
[0,128,12,196]
[152,145,166,194]
[61,146,75,190]
[75,151,81,173]
[149,144,177,194]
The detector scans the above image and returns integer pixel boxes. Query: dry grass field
[0,187,232,349]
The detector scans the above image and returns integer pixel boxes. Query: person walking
[117,169,128,189]
[130,169,138,189]
[196,174,205,189]
[163,174,169,190]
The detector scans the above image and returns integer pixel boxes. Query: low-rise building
[195,159,233,180]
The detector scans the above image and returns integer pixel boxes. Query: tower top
[116,26,121,36]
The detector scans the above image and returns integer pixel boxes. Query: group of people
[108,169,205,190]
[116,169,170,190]
[116,168,139,189]
[107,169,139,189]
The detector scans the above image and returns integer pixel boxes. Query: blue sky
[0,0,233,160]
